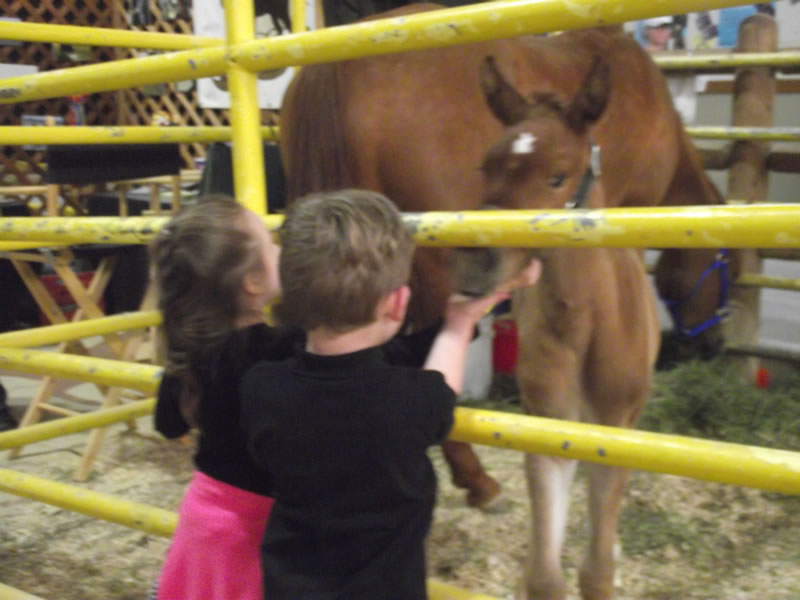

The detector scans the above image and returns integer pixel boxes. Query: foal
[450,57,660,600]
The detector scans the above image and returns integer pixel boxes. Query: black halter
[565,143,601,210]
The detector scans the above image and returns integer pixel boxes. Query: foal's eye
[548,174,566,188]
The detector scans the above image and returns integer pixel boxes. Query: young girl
[150,195,285,600]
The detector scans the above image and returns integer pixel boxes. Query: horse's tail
[282,64,354,202]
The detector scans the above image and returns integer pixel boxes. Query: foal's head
[451,56,610,297]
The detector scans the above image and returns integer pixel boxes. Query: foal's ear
[565,56,610,133]
[480,56,530,126]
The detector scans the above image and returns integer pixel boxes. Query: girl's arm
[154,373,190,438]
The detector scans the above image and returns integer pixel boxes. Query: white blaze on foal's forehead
[511,132,536,155]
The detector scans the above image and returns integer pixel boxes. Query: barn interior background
[0,0,233,188]
[0,1,799,599]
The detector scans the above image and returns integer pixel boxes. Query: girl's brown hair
[150,195,263,426]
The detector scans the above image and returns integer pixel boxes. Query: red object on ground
[755,366,770,389]
[492,319,519,374]
[39,271,102,324]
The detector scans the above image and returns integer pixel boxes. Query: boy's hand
[443,258,542,333]
[496,258,542,294]
[427,259,540,393]
[445,290,511,330]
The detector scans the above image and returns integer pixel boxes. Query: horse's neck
[537,248,609,301]
[667,129,725,207]
[516,27,629,87]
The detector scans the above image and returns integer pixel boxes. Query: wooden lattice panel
[117,0,232,169]
[0,0,118,188]
[0,0,268,186]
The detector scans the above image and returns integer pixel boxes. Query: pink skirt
[156,471,274,600]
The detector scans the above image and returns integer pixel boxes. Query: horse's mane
[671,125,727,207]
[283,64,354,202]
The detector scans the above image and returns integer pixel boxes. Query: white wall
[694,92,800,204]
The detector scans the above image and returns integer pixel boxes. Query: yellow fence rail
[0,242,68,251]
[687,126,800,142]
[1,124,795,145]
[0,126,279,145]
[0,0,757,104]
[0,311,161,348]
[7,22,798,73]
[0,399,154,450]
[0,582,46,600]
[736,272,800,292]
[0,468,177,537]
[0,347,161,393]
[427,581,497,600]
[0,20,222,50]
[654,50,800,70]
[451,407,800,496]
[1,205,799,247]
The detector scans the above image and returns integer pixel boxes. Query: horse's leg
[579,371,650,599]
[440,440,502,509]
[575,376,650,600]
[578,253,658,600]
[518,452,577,600]
[578,462,630,600]
[515,342,580,600]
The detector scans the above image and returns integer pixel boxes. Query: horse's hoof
[466,485,509,513]
[478,490,512,514]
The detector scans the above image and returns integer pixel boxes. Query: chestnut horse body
[280,4,747,598]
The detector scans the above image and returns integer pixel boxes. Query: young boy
[240,189,538,600]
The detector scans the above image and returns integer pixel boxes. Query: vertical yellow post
[224,0,267,214]
[291,0,307,33]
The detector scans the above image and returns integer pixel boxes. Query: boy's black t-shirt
[154,321,444,497]
[240,345,456,600]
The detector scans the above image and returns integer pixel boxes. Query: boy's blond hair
[277,189,414,332]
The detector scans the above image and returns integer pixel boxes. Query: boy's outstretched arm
[424,255,542,393]
[424,291,508,394]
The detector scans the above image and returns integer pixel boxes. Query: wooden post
[44,115,60,216]
[724,14,777,379]
[170,174,181,213]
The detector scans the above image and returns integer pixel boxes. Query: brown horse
[280,2,749,594]
[281,2,750,355]
[448,56,659,600]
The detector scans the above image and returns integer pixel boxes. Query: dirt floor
[2,368,800,599]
